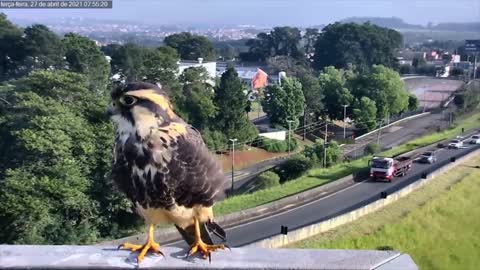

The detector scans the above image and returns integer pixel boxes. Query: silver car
[448,139,463,149]
[469,135,480,144]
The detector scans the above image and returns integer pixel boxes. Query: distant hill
[340,17,423,29]
[432,22,480,32]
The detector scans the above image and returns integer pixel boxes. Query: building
[178,58,217,86]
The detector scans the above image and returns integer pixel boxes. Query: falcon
[107,82,228,263]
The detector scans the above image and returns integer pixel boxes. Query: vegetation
[303,140,343,167]
[254,171,281,191]
[214,67,258,143]
[313,22,402,71]
[262,77,305,129]
[364,143,381,155]
[163,32,216,61]
[275,155,314,182]
[254,136,299,153]
[290,153,480,270]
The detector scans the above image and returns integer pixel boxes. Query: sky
[3,0,480,27]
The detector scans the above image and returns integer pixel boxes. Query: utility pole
[474,54,478,80]
[342,104,349,139]
[229,138,237,195]
[323,123,328,168]
[376,119,383,145]
[303,110,307,141]
[287,120,294,154]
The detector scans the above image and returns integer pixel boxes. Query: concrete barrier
[355,112,431,141]
[0,245,419,270]
[245,148,480,248]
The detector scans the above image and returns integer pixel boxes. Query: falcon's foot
[187,217,227,261]
[118,224,164,263]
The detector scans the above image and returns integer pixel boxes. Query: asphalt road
[168,140,480,248]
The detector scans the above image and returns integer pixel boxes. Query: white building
[178,58,217,86]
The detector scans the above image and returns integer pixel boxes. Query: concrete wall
[245,148,480,248]
[258,131,286,140]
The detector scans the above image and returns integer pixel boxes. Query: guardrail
[0,245,419,270]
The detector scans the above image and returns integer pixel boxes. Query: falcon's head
[107,82,178,138]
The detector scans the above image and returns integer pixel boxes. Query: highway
[168,139,480,248]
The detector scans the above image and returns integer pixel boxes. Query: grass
[289,152,480,270]
[213,111,480,217]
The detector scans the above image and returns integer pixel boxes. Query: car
[469,135,480,144]
[448,139,463,149]
[419,151,437,164]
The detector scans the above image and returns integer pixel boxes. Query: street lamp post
[323,123,328,168]
[229,138,237,195]
[286,120,295,154]
[342,104,349,139]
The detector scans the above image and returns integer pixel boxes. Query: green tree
[351,65,408,119]
[214,67,258,142]
[0,13,26,81]
[242,27,303,61]
[319,66,354,120]
[23,24,65,71]
[299,72,324,119]
[178,67,217,130]
[255,171,280,191]
[262,77,305,129]
[164,32,216,61]
[313,22,402,71]
[353,96,377,132]
[0,70,136,244]
[109,43,145,81]
[62,33,110,92]
[408,94,420,111]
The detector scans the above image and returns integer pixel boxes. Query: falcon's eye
[119,96,137,106]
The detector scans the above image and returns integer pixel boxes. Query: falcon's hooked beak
[106,104,120,117]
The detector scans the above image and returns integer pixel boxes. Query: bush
[364,143,381,155]
[276,154,313,182]
[255,135,299,153]
[255,171,280,191]
[303,139,343,167]
[202,128,227,152]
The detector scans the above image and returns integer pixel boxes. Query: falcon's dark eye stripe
[120,95,137,106]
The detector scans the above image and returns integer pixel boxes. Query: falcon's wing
[167,124,226,208]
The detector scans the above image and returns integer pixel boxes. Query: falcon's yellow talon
[188,218,225,260]
[118,224,164,263]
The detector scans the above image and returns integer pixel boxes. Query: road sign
[465,40,480,52]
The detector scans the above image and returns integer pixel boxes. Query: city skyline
[2,0,479,27]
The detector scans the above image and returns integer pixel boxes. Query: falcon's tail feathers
[175,220,227,246]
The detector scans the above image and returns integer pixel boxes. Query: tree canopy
[214,67,258,143]
[163,32,216,61]
[313,22,402,71]
[262,76,305,129]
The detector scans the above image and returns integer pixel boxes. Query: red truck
[368,156,413,182]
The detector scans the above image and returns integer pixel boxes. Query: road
[168,140,480,248]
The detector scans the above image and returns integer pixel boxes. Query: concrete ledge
[0,245,418,270]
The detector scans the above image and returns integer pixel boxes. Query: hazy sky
[3,0,480,26]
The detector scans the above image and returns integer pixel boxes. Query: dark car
[419,151,437,164]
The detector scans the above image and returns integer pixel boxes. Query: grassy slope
[213,112,480,216]
[290,153,480,270]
